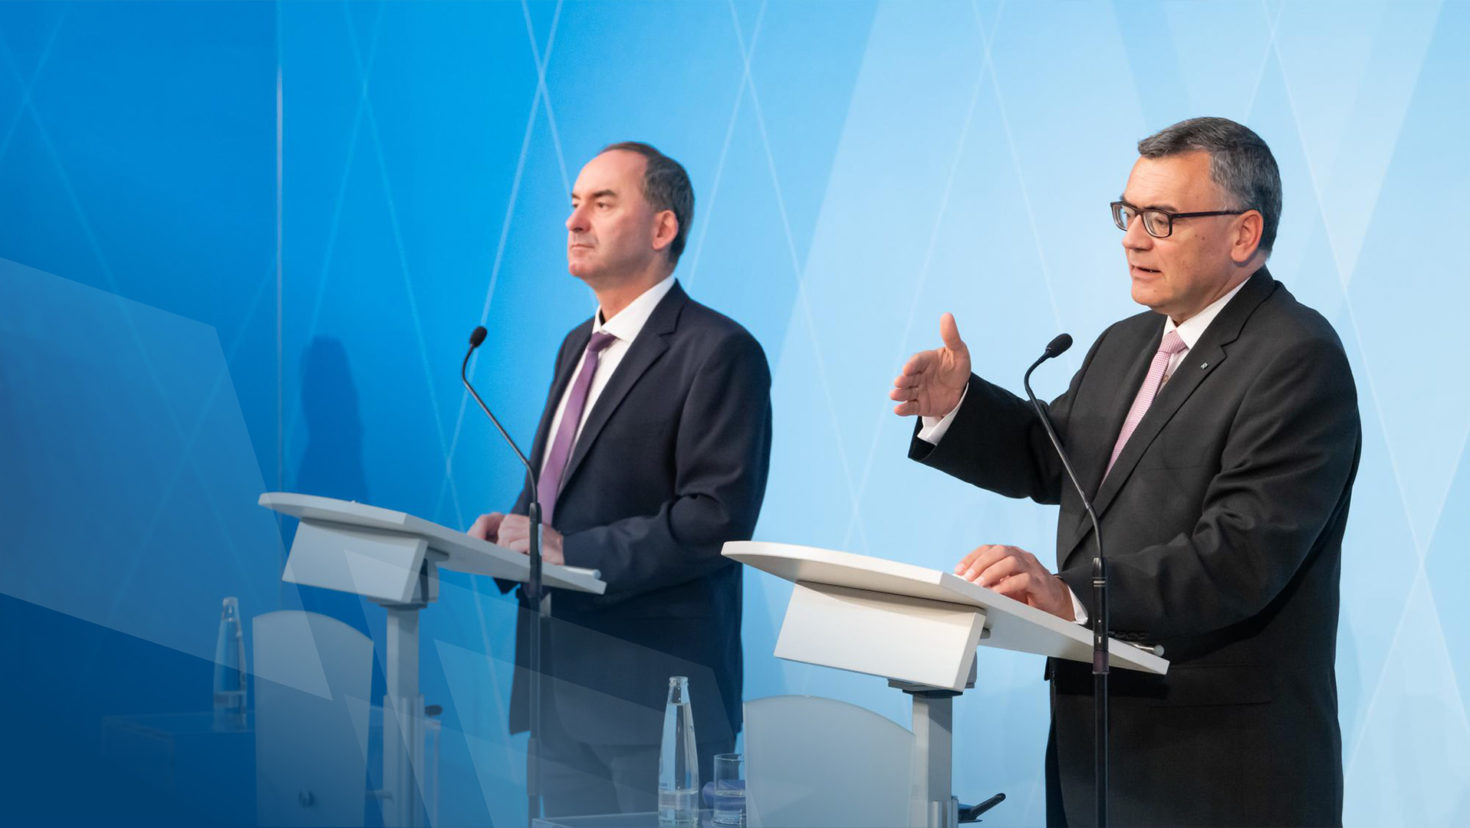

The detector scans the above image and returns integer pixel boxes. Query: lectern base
[380,601,427,828]
[892,660,975,828]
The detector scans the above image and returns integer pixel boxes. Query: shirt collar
[1163,278,1250,350]
[593,275,676,343]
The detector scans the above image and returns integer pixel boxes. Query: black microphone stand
[1023,336,1110,828]
[461,327,548,826]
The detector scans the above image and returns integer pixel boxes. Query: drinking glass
[712,752,745,824]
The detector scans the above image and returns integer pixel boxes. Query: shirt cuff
[1069,587,1088,625]
[916,386,969,444]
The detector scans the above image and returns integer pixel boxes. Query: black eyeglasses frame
[1111,200,1250,239]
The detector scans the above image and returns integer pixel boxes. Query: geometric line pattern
[3,3,1469,825]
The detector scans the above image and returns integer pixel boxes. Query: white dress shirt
[916,278,1250,622]
[1155,278,1249,383]
[538,275,676,480]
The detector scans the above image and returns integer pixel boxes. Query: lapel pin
[1200,362,1209,369]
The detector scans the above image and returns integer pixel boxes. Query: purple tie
[537,331,617,525]
[1105,330,1187,478]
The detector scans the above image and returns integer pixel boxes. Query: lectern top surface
[724,540,1167,675]
[260,492,606,595]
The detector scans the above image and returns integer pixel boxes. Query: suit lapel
[1060,268,1278,565]
[556,283,685,499]
[1087,340,1227,520]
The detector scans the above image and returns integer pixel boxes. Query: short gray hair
[1137,117,1282,254]
[600,141,694,264]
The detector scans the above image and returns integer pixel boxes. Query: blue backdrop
[3,1,1468,825]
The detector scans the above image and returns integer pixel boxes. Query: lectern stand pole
[381,599,427,828]
[893,662,972,828]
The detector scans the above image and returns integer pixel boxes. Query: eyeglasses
[1110,200,1247,239]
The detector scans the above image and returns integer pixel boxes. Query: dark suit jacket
[503,280,772,750]
[911,269,1360,827]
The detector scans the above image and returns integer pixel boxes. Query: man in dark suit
[470,142,772,818]
[891,117,1360,826]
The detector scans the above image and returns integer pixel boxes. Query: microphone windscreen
[469,326,487,348]
[1045,333,1073,358]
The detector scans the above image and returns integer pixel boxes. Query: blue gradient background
[3,1,1467,825]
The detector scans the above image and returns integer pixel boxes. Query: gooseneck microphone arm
[461,326,538,491]
[1021,335,1097,541]
[460,327,544,602]
[460,325,548,824]
[1021,332,1111,828]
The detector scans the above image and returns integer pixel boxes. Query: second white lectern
[260,492,606,827]
[723,541,1167,828]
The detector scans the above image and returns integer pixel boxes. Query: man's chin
[1131,283,1165,311]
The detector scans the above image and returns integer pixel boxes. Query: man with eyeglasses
[892,117,1360,826]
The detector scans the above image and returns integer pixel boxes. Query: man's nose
[567,204,589,232]
[1121,214,1152,249]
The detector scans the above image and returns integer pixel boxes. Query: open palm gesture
[891,313,971,418]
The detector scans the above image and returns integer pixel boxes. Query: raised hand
[891,313,971,417]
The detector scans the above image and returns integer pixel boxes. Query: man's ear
[651,209,678,253]
[1232,210,1264,263]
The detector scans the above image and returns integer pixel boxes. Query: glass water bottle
[657,676,699,823]
[212,596,247,730]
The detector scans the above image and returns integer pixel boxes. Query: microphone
[1043,332,1073,359]
[461,326,535,489]
[461,325,551,823]
[1021,333,1111,828]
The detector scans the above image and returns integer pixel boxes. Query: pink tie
[1105,330,1187,478]
[537,331,617,525]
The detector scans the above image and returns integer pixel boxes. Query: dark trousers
[1046,720,1068,827]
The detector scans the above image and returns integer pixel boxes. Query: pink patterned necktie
[537,331,617,525]
[1105,330,1187,478]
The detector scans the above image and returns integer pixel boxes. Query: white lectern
[723,541,1167,828]
[260,492,606,827]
